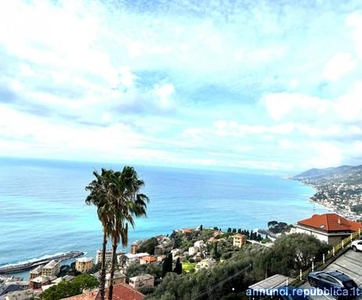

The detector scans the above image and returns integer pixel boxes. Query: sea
[0,157,328,279]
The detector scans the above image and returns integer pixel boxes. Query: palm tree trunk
[99,229,107,300]
[108,241,118,300]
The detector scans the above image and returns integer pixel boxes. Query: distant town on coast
[293,164,362,221]
[2,164,362,300]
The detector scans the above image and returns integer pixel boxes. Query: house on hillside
[129,274,154,290]
[195,258,217,272]
[233,233,246,248]
[296,213,362,245]
[105,271,126,288]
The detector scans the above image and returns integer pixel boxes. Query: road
[300,248,362,299]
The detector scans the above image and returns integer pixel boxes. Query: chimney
[338,218,341,225]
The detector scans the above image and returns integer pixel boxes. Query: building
[41,260,60,277]
[4,289,34,300]
[60,283,145,300]
[194,240,204,249]
[29,265,43,280]
[128,274,154,290]
[233,233,246,248]
[95,250,125,265]
[188,246,198,256]
[95,249,113,265]
[29,275,54,289]
[130,243,138,254]
[124,253,150,265]
[296,213,362,245]
[247,274,291,298]
[105,271,126,288]
[140,256,157,265]
[195,258,217,272]
[0,281,29,298]
[75,257,94,273]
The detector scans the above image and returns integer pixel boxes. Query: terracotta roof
[140,256,157,263]
[61,290,98,300]
[297,213,362,232]
[61,284,144,300]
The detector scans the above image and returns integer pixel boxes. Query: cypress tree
[162,253,173,277]
[173,257,182,274]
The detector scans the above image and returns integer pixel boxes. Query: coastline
[0,159,331,276]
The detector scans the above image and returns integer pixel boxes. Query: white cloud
[1,1,362,171]
[333,82,362,121]
[261,93,330,122]
[346,11,362,58]
[323,53,356,81]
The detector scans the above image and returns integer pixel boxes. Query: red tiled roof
[141,256,157,263]
[298,213,362,232]
[61,284,144,300]
[61,290,98,300]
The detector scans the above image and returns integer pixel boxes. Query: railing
[289,229,361,286]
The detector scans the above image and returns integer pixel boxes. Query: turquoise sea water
[0,157,328,276]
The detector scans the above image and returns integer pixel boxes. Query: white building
[4,289,34,300]
[188,246,198,256]
[95,249,113,265]
[129,274,154,290]
[195,258,217,272]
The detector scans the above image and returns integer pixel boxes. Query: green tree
[40,274,98,300]
[173,257,182,274]
[262,233,331,276]
[85,166,149,300]
[107,167,149,300]
[162,253,173,278]
[85,168,114,300]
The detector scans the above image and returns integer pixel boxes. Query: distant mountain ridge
[293,165,355,179]
[293,164,362,192]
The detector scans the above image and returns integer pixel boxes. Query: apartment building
[41,260,60,277]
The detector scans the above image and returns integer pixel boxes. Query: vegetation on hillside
[141,233,330,299]
[40,274,98,300]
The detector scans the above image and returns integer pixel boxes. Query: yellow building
[41,260,60,277]
[29,265,43,280]
[233,233,246,248]
[130,243,138,254]
[75,257,94,273]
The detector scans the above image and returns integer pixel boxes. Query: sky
[1,0,362,173]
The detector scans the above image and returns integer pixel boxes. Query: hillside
[293,165,362,217]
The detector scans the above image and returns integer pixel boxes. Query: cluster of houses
[1,212,362,299]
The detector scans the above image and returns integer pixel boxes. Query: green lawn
[182,262,196,273]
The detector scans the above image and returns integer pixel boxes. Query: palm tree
[85,168,114,300]
[107,166,149,300]
[85,167,149,300]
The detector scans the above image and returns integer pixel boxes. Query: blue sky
[1,0,362,173]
